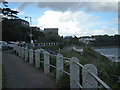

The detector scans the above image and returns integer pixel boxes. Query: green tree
[2,19,30,42]
[45,32,62,43]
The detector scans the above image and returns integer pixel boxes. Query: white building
[79,37,96,44]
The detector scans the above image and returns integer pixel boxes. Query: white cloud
[92,26,118,35]
[37,10,118,36]
[13,8,26,16]
[18,11,25,15]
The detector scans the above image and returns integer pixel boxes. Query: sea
[94,47,120,62]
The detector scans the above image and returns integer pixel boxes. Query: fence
[13,44,112,89]
[38,42,60,46]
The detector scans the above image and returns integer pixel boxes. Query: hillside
[62,47,109,65]
[61,48,120,88]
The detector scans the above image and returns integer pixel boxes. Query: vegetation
[42,45,59,54]
[2,19,30,42]
[39,45,119,89]
[96,62,120,88]
[90,35,120,47]
[44,32,63,43]
[56,48,120,89]
[0,1,19,19]
[64,34,120,47]
[2,19,46,43]
[57,74,70,89]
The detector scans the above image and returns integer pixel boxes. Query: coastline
[92,46,120,49]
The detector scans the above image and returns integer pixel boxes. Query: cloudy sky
[1,0,119,37]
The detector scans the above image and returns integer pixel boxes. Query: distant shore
[92,46,120,49]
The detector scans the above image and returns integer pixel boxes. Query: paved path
[2,50,56,88]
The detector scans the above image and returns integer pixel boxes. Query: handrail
[64,60,70,63]
[62,56,71,60]
[31,57,35,60]
[47,64,56,69]
[25,47,71,61]
[39,60,44,63]
[48,53,57,57]
[14,45,112,89]
[36,59,43,63]
[89,72,112,90]
[74,61,84,68]
[74,80,83,89]
[60,70,70,76]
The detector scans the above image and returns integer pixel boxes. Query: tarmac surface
[2,50,56,88]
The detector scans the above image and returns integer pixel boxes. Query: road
[2,50,56,88]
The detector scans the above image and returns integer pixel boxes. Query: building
[79,37,96,44]
[8,19,29,27]
[31,26,43,32]
[44,28,58,35]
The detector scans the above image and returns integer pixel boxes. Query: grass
[57,73,70,89]
[96,61,120,88]
[62,50,91,65]
[59,47,120,89]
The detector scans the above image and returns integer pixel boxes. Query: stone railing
[38,42,60,46]
[13,44,112,89]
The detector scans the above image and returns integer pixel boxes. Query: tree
[45,32,62,43]
[0,1,19,19]
[0,0,8,13]
[2,19,30,42]
[89,35,120,47]
[2,8,19,19]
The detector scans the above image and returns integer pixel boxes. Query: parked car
[0,41,8,50]
[8,41,15,49]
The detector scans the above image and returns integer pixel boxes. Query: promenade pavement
[2,50,56,88]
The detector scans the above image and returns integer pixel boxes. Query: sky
[0,0,119,37]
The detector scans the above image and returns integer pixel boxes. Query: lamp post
[25,16,33,44]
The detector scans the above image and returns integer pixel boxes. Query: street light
[25,16,33,44]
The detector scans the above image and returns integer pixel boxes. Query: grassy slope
[32,45,119,88]
[62,48,109,65]
[62,48,120,88]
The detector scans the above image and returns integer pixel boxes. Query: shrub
[96,61,120,88]
[57,73,70,89]
[42,45,59,53]
[50,56,56,72]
